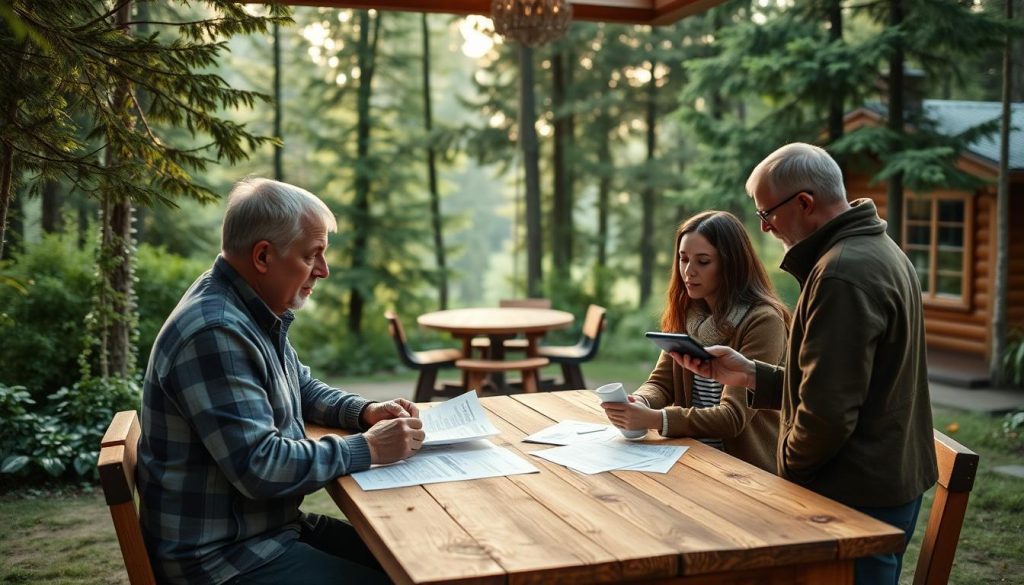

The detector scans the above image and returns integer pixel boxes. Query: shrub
[0,233,95,399]
[134,245,208,371]
[1002,331,1024,388]
[0,378,140,484]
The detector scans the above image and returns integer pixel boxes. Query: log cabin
[842,101,1024,386]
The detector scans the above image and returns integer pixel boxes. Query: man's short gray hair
[745,143,847,205]
[221,178,338,256]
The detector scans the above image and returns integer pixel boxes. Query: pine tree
[0,0,284,377]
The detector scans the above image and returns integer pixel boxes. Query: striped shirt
[137,257,374,585]
[692,374,725,450]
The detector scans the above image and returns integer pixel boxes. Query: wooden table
[307,390,905,585]
[418,307,575,390]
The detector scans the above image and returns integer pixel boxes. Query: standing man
[138,178,424,585]
[679,143,937,585]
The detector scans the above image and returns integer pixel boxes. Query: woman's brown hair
[660,210,790,334]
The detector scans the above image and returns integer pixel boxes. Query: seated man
[138,178,424,585]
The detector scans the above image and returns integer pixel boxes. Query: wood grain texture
[311,391,904,584]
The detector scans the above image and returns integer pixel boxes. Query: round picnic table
[417,307,575,391]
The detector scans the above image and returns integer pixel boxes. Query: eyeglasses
[756,190,813,225]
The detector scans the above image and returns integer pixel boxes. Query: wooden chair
[913,430,980,585]
[471,298,553,357]
[385,310,463,402]
[98,410,156,585]
[537,304,607,390]
[456,356,550,394]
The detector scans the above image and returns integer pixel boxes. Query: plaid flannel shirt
[137,257,373,585]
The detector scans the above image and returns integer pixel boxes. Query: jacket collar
[780,198,887,285]
[212,256,295,338]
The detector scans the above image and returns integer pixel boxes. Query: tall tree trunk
[41,179,63,234]
[347,10,380,334]
[97,1,137,378]
[2,186,21,260]
[0,43,26,260]
[0,141,12,259]
[565,47,576,268]
[991,0,1013,385]
[519,43,543,298]
[595,108,612,300]
[422,14,447,310]
[827,0,844,144]
[273,19,284,181]
[639,64,657,308]
[596,115,611,270]
[551,49,570,281]
[886,0,905,244]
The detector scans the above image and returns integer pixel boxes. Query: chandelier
[490,0,573,47]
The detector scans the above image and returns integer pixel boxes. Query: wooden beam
[276,0,724,24]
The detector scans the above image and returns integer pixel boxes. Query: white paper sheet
[530,442,661,474]
[530,440,688,475]
[522,420,621,445]
[613,443,688,473]
[420,391,500,446]
[352,440,539,491]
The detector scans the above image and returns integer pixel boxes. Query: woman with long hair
[601,210,789,472]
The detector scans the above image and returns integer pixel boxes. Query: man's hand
[362,398,420,427]
[600,395,660,431]
[673,345,756,389]
[363,417,425,465]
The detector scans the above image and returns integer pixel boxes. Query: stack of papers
[524,420,688,475]
[352,391,538,491]
[420,390,500,446]
[352,440,538,491]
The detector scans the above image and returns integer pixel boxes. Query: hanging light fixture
[490,0,573,47]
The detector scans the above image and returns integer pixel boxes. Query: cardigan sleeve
[633,350,676,409]
[663,306,787,438]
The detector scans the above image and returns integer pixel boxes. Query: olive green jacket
[751,199,938,507]
[635,304,786,473]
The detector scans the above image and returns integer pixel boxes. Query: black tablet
[644,332,714,361]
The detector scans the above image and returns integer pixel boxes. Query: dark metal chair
[385,310,463,402]
[537,304,607,391]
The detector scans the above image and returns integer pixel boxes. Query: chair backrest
[572,304,607,360]
[913,430,980,585]
[98,410,156,585]
[385,310,419,368]
[499,298,552,309]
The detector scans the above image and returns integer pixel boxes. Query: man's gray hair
[221,178,338,256]
[745,143,847,205]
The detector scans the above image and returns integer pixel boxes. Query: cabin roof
[857,100,1024,171]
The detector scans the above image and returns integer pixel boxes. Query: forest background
[0,0,1021,484]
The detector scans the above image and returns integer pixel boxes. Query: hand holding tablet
[644,332,714,361]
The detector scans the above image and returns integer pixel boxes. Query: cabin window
[903,194,972,308]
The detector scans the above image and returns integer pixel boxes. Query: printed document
[522,420,621,445]
[531,440,688,475]
[352,440,538,491]
[420,391,500,446]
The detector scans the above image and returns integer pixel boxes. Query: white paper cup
[594,382,648,439]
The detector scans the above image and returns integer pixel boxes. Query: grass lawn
[1,405,1020,585]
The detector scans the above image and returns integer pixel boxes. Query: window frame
[902,192,974,311]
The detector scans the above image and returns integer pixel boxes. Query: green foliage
[1003,411,1024,450]
[0,377,140,484]
[134,245,209,371]
[1002,331,1024,388]
[1,0,288,209]
[0,234,208,395]
[0,233,95,398]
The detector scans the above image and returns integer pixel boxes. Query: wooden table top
[307,391,905,585]
[417,307,575,336]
